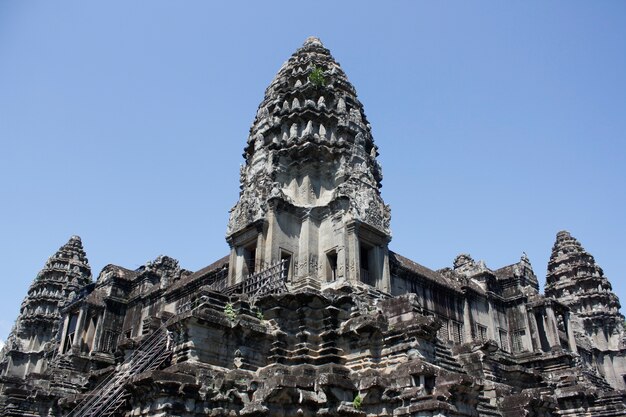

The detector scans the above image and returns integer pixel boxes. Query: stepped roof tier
[546,231,622,320]
[545,231,625,355]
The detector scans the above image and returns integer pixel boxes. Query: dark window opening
[535,312,551,352]
[243,243,257,276]
[326,250,337,282]
[360,242,374,285]
[62,313,79,354]
[280,251,292,282]
[424,376,435,395]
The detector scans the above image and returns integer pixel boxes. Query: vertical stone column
[545,305,561,350]
[346,222,359,284]
[521,306,534,352]
[255,232,265,271]
[487,299,497,341]
[463,296,473,342]
[264,207,276,265]
[298,212,312,279]
[526,309,542,352]
[227,244,238,286]
[564,311,578,354]
[59,314,71,354]
[72,307,88,351]
[380,246,391,293]
[92,311,106,353]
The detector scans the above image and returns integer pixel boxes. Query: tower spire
[226,37,391,290]
[545,231,624,367]
[0,236,92,377]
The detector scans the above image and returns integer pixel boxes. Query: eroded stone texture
[545,231,626,390]
[0,236,92,377]
[1,38,626,417]
[0,236,92,416]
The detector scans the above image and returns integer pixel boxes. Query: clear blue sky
[1,1,625,340]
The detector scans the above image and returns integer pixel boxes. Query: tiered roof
[545,231,622,322]
[228,37,389,236]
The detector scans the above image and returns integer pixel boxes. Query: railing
[65,326,172,417]
[243,259,288,300]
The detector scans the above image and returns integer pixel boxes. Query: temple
[1,37,625,417]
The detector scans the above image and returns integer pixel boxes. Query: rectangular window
[244,243,256,276]
[499,329,509,352]
[360,244,370,284]
[280,252,292,282]
[411,374,435,395]
[476,324,488,342]
[62,313,79,354]
[326,250,338,282]
[437,317,449,341]
[101,330,119,353]
[512,329,526,353]
[451,321,463,344]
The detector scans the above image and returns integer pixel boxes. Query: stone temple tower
[226,37,391,291]
[545,230,626,389]
[0,236,92,378]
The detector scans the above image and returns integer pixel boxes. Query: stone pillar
[264,206,276,265]
[227,245,238,286]
[59,314,71,354]
[463,296,473,342]
[72,307,87,351]
[346,222,359,284]
[298,212,312,279]
[564,311,578,354]
[381,246,391,293]
[521,306,534,352]
[255,231,265,271]
[527,309,542,352]
[92,311,106,353]
[487,299,497,341]
[545,306,561,350]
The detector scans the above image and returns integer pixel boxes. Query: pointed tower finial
[303,36,323,47]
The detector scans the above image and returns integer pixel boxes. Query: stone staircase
[65,327,172,417]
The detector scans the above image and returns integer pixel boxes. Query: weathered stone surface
[545,230,626,390]
[1,37,625,417]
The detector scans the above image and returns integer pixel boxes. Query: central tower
[226,37,391,291]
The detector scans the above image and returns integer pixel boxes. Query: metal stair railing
[65,325,172,417]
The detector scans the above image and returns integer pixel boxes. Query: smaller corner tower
[0,236,92,378]
[226,37,391,292]
[545,230,626,389]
